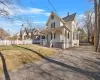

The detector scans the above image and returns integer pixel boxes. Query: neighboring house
[0,28,9,40]
[20,24,40,40]
[41,11,79,49]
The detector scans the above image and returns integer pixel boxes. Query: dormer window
[51,15,54,19]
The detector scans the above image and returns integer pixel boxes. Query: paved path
[1,45,100,80]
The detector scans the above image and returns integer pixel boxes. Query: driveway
[1,45,100,80]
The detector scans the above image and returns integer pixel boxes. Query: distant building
[19,24,40,40]
[0,28,9,40]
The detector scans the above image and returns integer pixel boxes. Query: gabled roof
[62,13,76,22]
[20,27,40,36]
[46,11,65,26]
[46,12,76,26]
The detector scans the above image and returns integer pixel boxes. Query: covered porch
[41,26,71,49]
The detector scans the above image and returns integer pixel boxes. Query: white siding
[47,31,61,42]
[54,31,61,42]
[65,21,72,30]
[45,12,79,48]
[47,33,51,42]
[47,14,64,29]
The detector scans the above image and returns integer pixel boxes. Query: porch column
[52,31,55,40]
[50,31,55,47]
[77,32,80,47]
[78,32,80,40]
[43,33,47,46]
[62,28,66,49]
[66,30,68,48]
[45,33,47,42]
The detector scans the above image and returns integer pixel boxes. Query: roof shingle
[62,13,76,22]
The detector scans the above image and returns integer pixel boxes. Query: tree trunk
[94,0,98,52]
[97,0,100,52]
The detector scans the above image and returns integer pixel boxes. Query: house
[0,28,9,40]
[19,24,40,40]
[41,11,79,49]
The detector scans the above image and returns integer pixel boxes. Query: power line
[48,0,59,15]
[30,0,52,12]
[42,2,52,12]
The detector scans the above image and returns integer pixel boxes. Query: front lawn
[0,45,56,75]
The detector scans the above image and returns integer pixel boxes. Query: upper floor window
[68,32,69,39]
[73,33,75,40]
[51,22,55,28]
[51,15,54,19]
[54,33,56,39]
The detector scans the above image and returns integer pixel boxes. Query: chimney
[67,12,69,16]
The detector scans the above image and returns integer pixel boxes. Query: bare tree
[82,10,94,43]
[0,0,21,20]
[89,0,99,51]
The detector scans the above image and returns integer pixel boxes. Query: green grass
[0,45,56,75]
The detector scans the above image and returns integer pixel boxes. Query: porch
[41,26,71,49]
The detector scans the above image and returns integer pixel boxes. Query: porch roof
[41,26,70,34]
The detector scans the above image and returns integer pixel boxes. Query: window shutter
[73,33,74,40]
[54,22,55,28]
[68,32,69,39]
[54,33,56,39]
[51,24,52,28]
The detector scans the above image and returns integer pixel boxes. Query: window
[51,33,52,40]
[77,33,79,40]
[51,22,55,28]
[54,33,56,39]
[73,33,75,40]
[54,22,55,28]
[51,15,54,19]
[68,32,69,39]
[41,36,45,39]
[51,23,52,28]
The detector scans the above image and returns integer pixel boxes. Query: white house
[19,24,40,40]
[41,11,79,49]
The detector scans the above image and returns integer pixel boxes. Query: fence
[0,40,33,45]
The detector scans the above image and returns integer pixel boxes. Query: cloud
[0,3,49,34]
[0,20,22,27]
[44,13,50,16]
[17,7,44,15]
[78,12,94,21]
[78,14,86,20]
[0,3,15,16]
[17,7,50,16]
[34,21,46,24]
[0,4,50,17]
[0,19,46,27]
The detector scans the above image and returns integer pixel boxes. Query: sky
[0,0,93,34]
